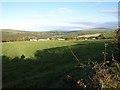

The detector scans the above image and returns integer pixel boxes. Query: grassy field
[2,41,77,58]
[2,40,114,88]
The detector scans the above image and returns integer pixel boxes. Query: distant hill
[1,29,53,42]
[1,28,115,42]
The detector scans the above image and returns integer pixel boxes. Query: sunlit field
[2,41,77,58]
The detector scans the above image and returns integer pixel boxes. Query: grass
[2,40,114,88]
[2,40,77,58]
[104,31,114,38]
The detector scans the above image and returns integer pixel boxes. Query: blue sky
[1,2,118,31]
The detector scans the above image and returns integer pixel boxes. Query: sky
[1,2,118,31]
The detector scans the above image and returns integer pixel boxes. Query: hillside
[1,29,114,42]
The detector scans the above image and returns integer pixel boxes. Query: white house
[38,38,50,41]
[30,38,37,41]
[30,38,50,41]
[57,38,65,41]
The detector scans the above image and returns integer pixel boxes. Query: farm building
[57,38,65,41]
[30,38,50,41]
[77,33,102,40]
[30,38,37,41]
[38,38,50,41]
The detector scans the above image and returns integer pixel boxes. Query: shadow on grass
[2,41,113,88]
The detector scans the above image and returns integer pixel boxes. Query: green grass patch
[2,41,77,58]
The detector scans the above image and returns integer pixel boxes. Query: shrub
[64,43,120,89]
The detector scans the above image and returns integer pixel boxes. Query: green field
[2,41,77,58]
[2,40,114,88]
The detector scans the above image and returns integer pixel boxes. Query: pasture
[2,40,114,88]
[2,41,77,58]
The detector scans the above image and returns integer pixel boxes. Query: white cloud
[58,8,73,13]
[40,22,78,26]
[1,20,43,31]
[0,20,94,31]
[100,9,118,13]
[36,22,94,31]
[30,14,58,19]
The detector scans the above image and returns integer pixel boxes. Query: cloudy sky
[1,2,118,31]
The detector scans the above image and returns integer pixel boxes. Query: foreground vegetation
[65,44,120,89]
[2,40,116,88]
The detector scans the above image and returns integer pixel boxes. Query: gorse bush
[89,60,120,88]
[65,61,120,89]
[65,43,120,89]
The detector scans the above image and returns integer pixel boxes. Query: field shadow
[34,43,104,63]
[2,41,113,88]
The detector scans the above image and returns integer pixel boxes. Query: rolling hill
[1,28,115,42]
